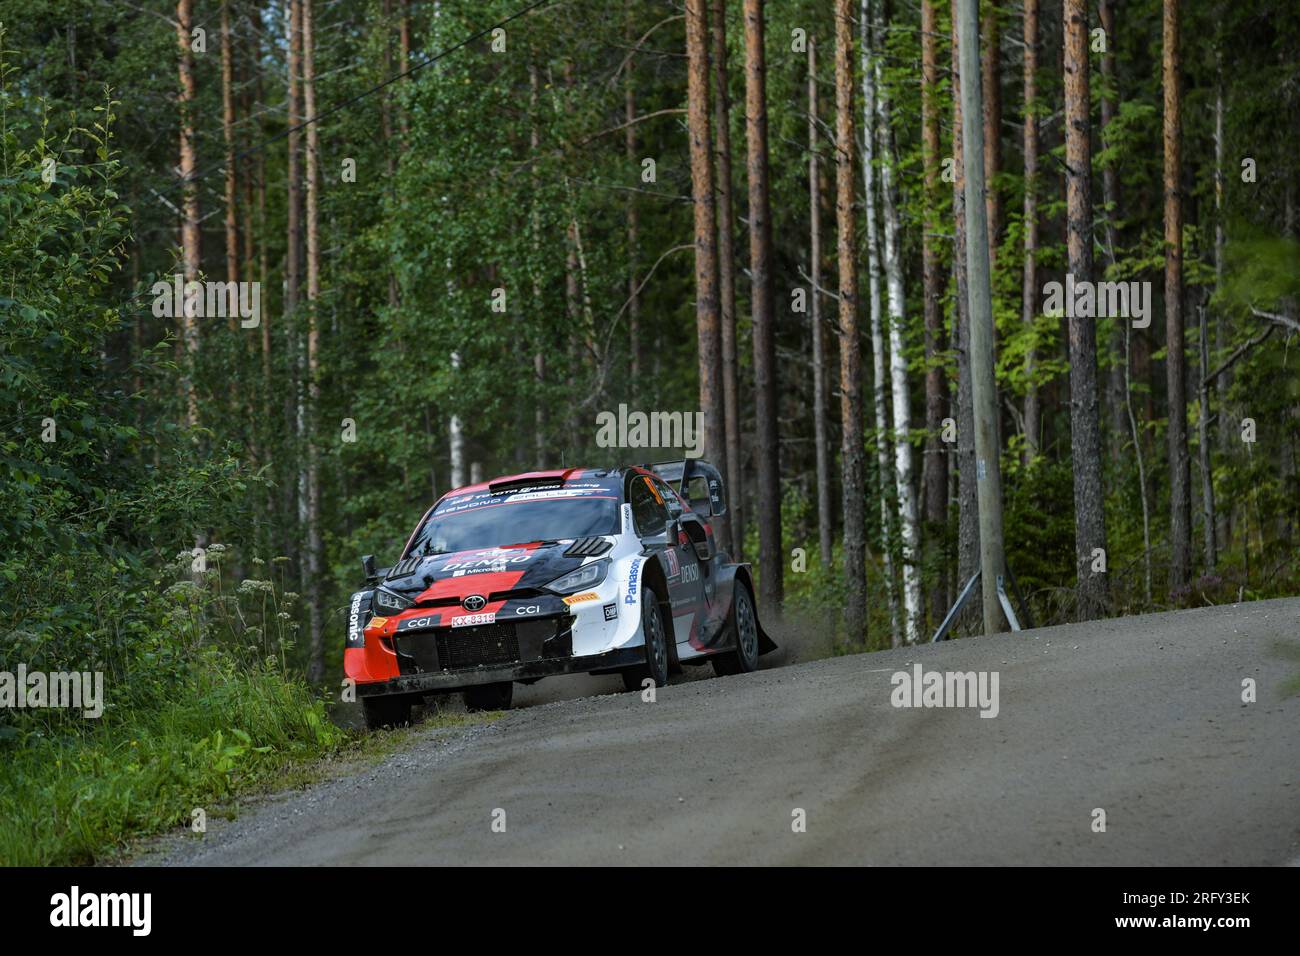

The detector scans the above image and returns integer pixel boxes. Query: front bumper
[355,646,645,697]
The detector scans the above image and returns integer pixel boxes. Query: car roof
[440,467,622,499]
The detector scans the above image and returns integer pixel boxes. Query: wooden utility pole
[955,0,1007,634]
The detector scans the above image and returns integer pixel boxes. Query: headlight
[544,559,609,595]
[373,587,414,615]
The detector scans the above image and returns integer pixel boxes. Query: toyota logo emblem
[463,594,487,612]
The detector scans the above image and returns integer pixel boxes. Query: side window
[654,478,684,517]
[630,476,670,538]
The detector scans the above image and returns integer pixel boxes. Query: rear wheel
[361,693,414,730]
[622,587,669,692]
[712,580,760,677]
[462,681,514,712]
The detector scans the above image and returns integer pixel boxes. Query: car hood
[381,541,602,602]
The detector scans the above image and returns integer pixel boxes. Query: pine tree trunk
[286,0,302,317]
[687,0,725,481]
[712,0,743,560]
[980,0,1001,267]
[744,0,783,613]
[809,37,833,568]
[835,0,866,642]
[381,0,400,310]
[176,0,200,428]
[532,62,548,463]
[874,2,921,644]
[1213,52,1231,550]
[1064,0,1109,620]
[921,0,948,627]
[1198,302,1216,571]
[220,0,239,303]
[1100,0,1126,457]
[625,1,641,394]
[1164,0,1192,593]
[302,0,324,683]
[1021,0,1040,463]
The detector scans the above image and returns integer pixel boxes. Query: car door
[629,474,705,648]
[660,476,726,643]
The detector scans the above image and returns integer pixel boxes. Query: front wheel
[622,587,670,692]
[712,580,760,677]
[463,681,514,712]
[362,693,414,730]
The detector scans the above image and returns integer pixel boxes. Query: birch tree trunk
[450,352,466,488]
[861,0,900,646]
[874,2,921,644]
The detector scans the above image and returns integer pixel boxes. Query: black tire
[361,693,414,730]
[622,586,670,692]
[712,580,760,677]
[462,681,514,712]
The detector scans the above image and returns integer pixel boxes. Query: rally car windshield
[406,493,619,556]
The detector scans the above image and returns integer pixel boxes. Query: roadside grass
[0,661,489,866]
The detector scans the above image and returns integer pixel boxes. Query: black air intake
[564,536,612,558]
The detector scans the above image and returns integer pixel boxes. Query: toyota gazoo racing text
[344,461,776,727]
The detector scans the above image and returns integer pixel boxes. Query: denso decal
[449,612,495,628]
[442,555,531,572]
[624,561,640,605]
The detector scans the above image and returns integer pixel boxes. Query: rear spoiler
[641,459,727,517]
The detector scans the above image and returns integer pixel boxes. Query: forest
[1,0,1298,862]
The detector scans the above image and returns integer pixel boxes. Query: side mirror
[361,554,377,582]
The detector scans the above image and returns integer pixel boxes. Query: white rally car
[343,461,776,727]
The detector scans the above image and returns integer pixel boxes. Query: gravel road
[144,598,1300,865]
